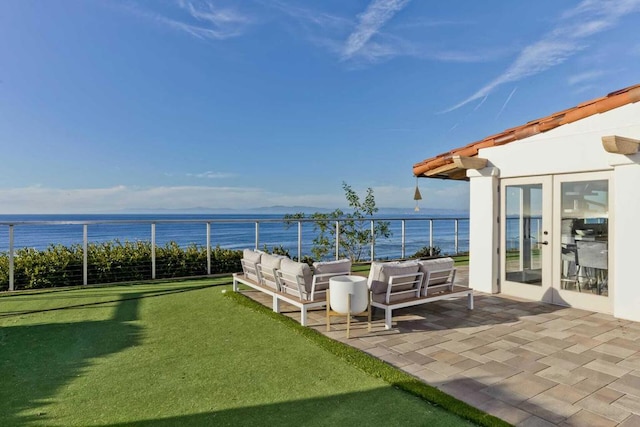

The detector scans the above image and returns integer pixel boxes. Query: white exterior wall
[467,101,640,320]
[610,155,640,322]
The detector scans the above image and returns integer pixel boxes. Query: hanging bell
[413,178,422,212]
[413,186,422,201]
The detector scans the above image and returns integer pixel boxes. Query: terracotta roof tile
[413,83,640,179]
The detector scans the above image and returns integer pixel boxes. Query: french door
[500,173,611,313]
[501,176,553,302]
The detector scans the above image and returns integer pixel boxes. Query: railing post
[429,219,433,256]
[206,222,211,275]
[454,219,459,255]
[151,223,156,280]
[255,222,259,250]
[335,221,340,260]
[401,220,406,259]
[9,225,14,291]
[83,224,88,285]
[370,219,375,262]
[297,221,302,261]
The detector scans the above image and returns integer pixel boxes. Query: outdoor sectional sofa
[234,249,473,330]
[367,257,474,330]
[232,249,352,326]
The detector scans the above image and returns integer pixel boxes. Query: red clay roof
[413,83,640,180]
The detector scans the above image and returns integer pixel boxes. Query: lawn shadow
[0,284,216,426]
[0,283,216,318]
[97,387,478,427]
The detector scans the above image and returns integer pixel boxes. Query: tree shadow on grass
[0,284,215,426]
[0,284,215,318]
[98,387,478,427]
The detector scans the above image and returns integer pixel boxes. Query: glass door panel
[501,176,552,302]
[554,173,611,313]
[505,184,543,285]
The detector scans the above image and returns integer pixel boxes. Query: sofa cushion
[313,258,352,275]
[372,291,420,304]
[243,249,262,265]
[280,258,313,292]
[260,253,286,271]
[368,261,420,294]
[417,257,454,286]
[367,261,395,288]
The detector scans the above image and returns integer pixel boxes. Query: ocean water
[0,214,469,260]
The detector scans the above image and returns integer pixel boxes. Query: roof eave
[413,83,640,180]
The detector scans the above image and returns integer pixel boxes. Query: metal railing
[1,216,469,291]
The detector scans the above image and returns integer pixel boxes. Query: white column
[468,167,500,294]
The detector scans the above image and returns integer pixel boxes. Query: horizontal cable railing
[0,217,469,291]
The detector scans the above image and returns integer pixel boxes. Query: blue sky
[1,0,639,214]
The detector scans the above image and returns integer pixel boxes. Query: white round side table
[326,275,370,338]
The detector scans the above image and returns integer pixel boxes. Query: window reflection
[505,184,543,286]
[560,180,608,296]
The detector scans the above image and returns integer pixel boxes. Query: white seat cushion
[243,249,262,265]
[368,261,420,294]
[417,257,454,285]
[280,258,313,292]
[260,253,286,271]
[312,258,352,275]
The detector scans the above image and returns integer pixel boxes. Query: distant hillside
[126,206,468,217]
[376,207,469,217]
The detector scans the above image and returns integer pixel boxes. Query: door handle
[541,241,549,245]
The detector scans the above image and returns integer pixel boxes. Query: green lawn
[0,278,487,426]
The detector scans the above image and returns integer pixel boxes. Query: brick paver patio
[240,266,640,426]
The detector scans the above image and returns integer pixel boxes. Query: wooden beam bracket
[602,135,640,155]
[451,155,488,170]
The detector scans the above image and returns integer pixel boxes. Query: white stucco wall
[610,156,640,322]
[467,101,640,320]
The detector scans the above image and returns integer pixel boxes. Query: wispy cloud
[265,1,411,65]
[395,18,471,29]
[269,1,500,66]
[426,49,507,63]
[473,95,488,112]
[266,0,351,31]
[444,0,640,112]
[126,0,251,41]
[567,70,605,85]
[187,171,236,179]
[342,0,411,60]
[496,87,518,119]
[0,185,343,213]
[0,183,470,213]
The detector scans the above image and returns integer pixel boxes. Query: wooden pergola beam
[602,135,640,154]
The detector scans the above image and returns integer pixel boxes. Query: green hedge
[0,240,242,291]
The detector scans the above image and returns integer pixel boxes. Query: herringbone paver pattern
[239,266,640,426]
